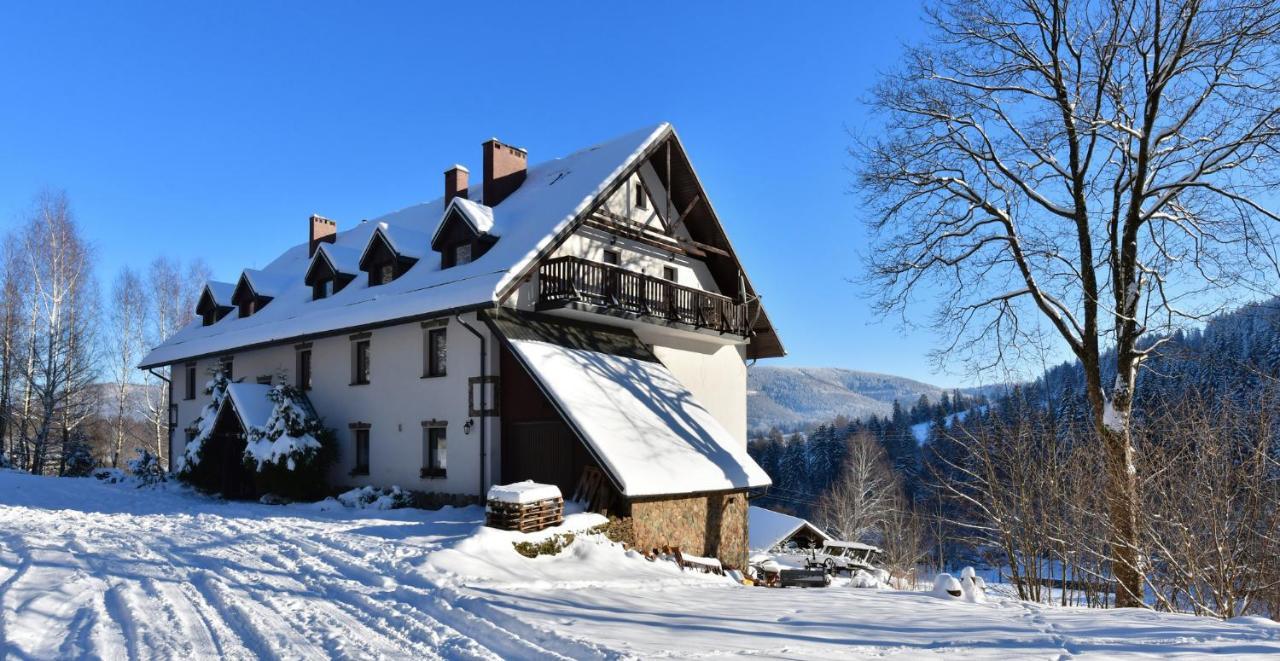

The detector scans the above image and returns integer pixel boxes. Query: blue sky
[0,1,977,385]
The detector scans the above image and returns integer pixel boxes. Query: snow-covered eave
[492,122,672,303]
[430,197,497,248]
[137,297,498,370]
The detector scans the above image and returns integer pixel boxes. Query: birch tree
[812,432,899,542]
[141,257,209,464]
[106,267,147,468]
[857,0,1280,606]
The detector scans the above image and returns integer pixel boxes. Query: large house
[140,123,783,567]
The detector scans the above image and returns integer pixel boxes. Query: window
[297,349,312,390]
[185,365,197,400]
[353,429,370,475]
[314,278,332,300]
[240,298,255,318]
[635,181,647,210]
[603,249,620,266]
[221,358,233,380]
[425,328,447,377]
[255,375,272,385]
[422,426,446,478]
[202,310,216,326]
[454,243,472,265]
[352,339,370,385]
[663,266,678,283]
[378,263,395,285]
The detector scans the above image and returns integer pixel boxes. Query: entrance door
[503,420,587,497]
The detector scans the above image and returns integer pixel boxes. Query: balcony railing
[536,256,749,336]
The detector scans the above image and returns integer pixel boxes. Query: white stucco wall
[170,311,500,498]
[643,335,748,445]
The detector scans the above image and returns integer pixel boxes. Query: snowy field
[2,472,1279,659]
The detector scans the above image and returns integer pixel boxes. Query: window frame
[353,428,370,475]
[424,327,447,378]
[663,265,678,283]
[421,425,447,478]
[602,249,620,266]
[297,348,312,390]
[377,262,395,286]
[184,364,197,400]
[351,339,371,385]
[635,181,647,210]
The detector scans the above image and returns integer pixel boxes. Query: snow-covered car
[807,540,883,574]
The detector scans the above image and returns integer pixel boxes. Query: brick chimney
[444,164,469,207]
[309,214,337,256]
[482,138,527,206]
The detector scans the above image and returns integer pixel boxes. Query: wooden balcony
[536,256,750,337]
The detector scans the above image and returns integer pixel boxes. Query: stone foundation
[628,490,749,569]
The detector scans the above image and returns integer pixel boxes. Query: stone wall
[628,490,750,569]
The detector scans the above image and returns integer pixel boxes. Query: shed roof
[748,506,831,552]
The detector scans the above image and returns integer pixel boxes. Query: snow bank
[932,573,963,599]
[486,481,561,505]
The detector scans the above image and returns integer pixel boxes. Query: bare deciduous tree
[812,432,898,542]
[141,257,209,464]
[106,267,147,468]
[857,0,1280,606]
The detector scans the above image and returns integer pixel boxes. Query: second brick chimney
[444,164,469,207]
[309,214,337,256]
[482,138,527,206]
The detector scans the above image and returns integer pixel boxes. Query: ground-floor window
[353,428,370,475]
[421,425,446,478]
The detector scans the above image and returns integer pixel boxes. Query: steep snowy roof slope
[223,382,276,429]
[140,123,669,369]
[504,337,771,497]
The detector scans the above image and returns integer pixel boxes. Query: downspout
[454,313,488,501]
[147,367,173,473]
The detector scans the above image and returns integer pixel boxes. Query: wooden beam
[584,216,690,255]
[668,194,702,235]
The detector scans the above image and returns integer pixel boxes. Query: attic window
[455,244,472,265]
[202,310,217,326]
[314,278,333,300]
[635,182,647,210]
[378,263,395,285]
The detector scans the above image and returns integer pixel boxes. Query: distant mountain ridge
[747,366,950,433]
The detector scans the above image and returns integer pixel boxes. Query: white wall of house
[169,311,501,498]
[641,334,748,445]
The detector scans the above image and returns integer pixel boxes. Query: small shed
[749,506,831,553]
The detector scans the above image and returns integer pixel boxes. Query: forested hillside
[747,366,948,433]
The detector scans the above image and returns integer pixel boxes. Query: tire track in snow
[0,531,33,653]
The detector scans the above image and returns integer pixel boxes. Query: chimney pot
[445,164,469,207]
[482,138,527,206]
[309,214,337,256]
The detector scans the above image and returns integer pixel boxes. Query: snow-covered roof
[140,123,670,369]
[748,506,831,552]
[825,540,882,552]
[315,243,362,275]
[363,222,432,264]
[239,268,295,299]
[223,382,276,429]
[432,197,497,246]
[203,280,235,305]
[503,336,771,497]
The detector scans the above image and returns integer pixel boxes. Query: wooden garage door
[503,420,589,497]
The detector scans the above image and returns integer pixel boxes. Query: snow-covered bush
[242,384,336,500]
[850,569,885,589]
[931,573,963,599]
[127,448,166,487]
[175,370,231,485]
[60,433,96,477]
[92,468,128,484]
[336,485,412,510]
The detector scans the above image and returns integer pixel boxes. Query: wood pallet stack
[485,496,564,533]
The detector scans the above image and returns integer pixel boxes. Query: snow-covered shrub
[336,485,412,510]
[175,370,231,486]
[242,384,336,500]
[60,433,96,477]
[513,533,577,558]
[92,468,128,484]
[127,448,166,487]
[850,569,884,589]
[931,573,963,598]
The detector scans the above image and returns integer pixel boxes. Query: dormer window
[196,282,235,327]
[305,244,358,301]
[431,198,497,270]
[231,269,287,319]
[358,225,423,287]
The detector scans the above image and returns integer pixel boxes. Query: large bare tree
[857,0,1280,606]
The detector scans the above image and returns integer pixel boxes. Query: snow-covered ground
[2,471,1278,659]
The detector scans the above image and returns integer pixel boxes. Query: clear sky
[0,1,981,386]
